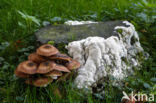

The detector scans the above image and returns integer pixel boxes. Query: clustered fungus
[14,44,80,87]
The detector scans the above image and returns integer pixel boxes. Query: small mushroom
[25,77,53,87]
[17,60,37,74]
[45,70,62,79]
[36,44,59,57]
[65,60,80,70]
[36,61,56,74]
[54,64,70,72]
[28,53,46,64]
[14,69,30,78]
[49,53,72,62]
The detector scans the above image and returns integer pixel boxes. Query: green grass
[0,0,156,103]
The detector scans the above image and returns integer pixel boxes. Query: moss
[116,29,123,34]
[48,41,55,45]
[136,51,145,62]
[121,57,129,65]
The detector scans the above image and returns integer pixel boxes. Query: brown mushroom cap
[28,53,46,64]
[54,64,70,72]
[45,70,62,78]
[25,77,53,87]
[14,69,30,78]
[17,61,37,74]
[36,61,56,74]
[36,44,59,57]
[49,53,72,62]
[65,60,80,70]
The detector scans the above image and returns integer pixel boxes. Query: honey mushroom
[49,53,72,62]
[16,60,37,75]
[25,77,53,87]
[14,44,81,87]
[14,69,30,78]
[54,64,70,73]
[45,70,63,79]
[65,60,81,70]
[36,44,59,57]
[36,61,56,74]
[28,52,46,64]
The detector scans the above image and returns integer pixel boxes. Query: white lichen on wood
[66,21,144,89]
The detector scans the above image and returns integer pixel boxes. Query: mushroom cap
[36,44,59,57]
[28,53,46,64]
[36,61,56,74]
[65,60,80,70]
[49,53,71,62]
[17,61,37,74]
[45,70,62,77]
[14,69,30,78]
[25,77,53,87]
[54,64,70,72]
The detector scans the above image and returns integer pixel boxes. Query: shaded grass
[0,0,156,103]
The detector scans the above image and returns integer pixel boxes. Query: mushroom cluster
[14,44,80,87]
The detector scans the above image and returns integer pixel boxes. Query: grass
[0,0,156,103]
